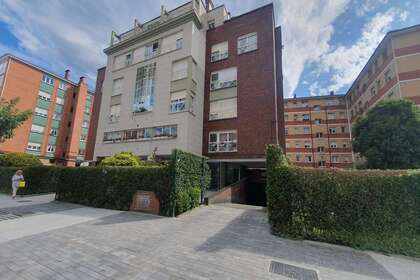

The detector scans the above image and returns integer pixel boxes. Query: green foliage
[0,166,59,195]
[353,99,420,169]
[0,98,32,141]
[170,150,210,216]
[56,166,171,214]
[0,152,42,167]
[99,151,144,167]
[266,144,420,257]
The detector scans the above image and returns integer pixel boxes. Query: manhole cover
[16,200,32,203]
[269,261,318,280]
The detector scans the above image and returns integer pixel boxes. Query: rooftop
[1,53,94,94]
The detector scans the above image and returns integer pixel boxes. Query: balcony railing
[211,52,228,62]
[210,80,237,91]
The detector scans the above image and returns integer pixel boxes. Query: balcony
[211,52,228,62]
[210,80,237,91]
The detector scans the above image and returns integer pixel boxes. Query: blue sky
[0,0,419,97]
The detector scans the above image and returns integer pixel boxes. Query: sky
[0,0,419,97]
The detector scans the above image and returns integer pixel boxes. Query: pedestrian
[11,170,24,199]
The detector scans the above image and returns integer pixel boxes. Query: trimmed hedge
[169,149,211,216]
[0,149,210,217]
[266,144,420,257]
[0,166,59,195]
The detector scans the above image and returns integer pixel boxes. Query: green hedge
[266,144,420,257]
[170,149,211,216]
[0,166,59,195]
[0,149,210,217]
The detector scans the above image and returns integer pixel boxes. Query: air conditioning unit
[210,83,216,91]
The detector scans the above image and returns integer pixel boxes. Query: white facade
[94,1,220,159]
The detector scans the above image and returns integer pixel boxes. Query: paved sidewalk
[0,199,418,279]
[0,193,56,208]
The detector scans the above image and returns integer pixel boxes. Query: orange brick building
[0,54,96,166]
[284,94,353,168]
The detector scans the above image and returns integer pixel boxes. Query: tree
[0,152,42,167]
[99,151,143,167]
[0,98,32,142]
[353,99,420,169]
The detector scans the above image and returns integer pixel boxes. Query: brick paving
[0,200,417,279]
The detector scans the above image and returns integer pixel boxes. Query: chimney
[64,69,70,80]
[330,91,334,96]
[79,76,85,84]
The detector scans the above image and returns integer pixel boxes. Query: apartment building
[347,24,420,122]
[94,0,210,160]
[0,54,95,166]
[284,94,353,168]
[203,4,284,188]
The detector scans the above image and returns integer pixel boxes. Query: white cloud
[313,8,405,95]
[0,0,186,88]
[355,0,388,16]
[276,0,350,97]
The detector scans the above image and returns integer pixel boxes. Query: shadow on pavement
[195,207,396,280]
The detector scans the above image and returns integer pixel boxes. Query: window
[82,121,89,128]
[304,142,311,148]
[370,86,376,97]
[238,33,257,54]
[388,91,395,98]
[109,104,121,122]
[295,142,300,148]
[145,41,160,59]
[80,134,87,141]
[385,69,393,82]
[327,113,335,120]
[47,144,55,153]
[343,143,347,148]
[330,142,337,148]
[112,78,124,96]
[170,91,187,113]
[53,112,62,121]
[58,81,66,90]
[0,60,7,74]
[42,74,54,85]
[31,125,44,133]
[284,114,289,121]
[56,97,64,105]
[161,32,183,53]
[125,53,132,66]
[376,79,381,91]
[27,142,41,151]
[316,132,323,138]
[314,119,322,125]
[208,131,237,153]
[35,108,48,117]
[317,146,325,152]
[172,59,188,81]
[313,105,321,111]
[332,156,339,163]
[211,41,228,62]
[329,127,337,134]
[305,156,312,163]
[104,125,177,143]
[339,111,345,119]
[209,97,237,120]
[285,128,288,135]
[285,142,290,148]
[293,114,298,121]
[103,131,122,143]
[296,155,300,162]
[208,19,215,29]
[341,126,345,133]
[133,63,156,113]
[210,67,237,90]
[319,161,326,167]
[50,128,58,137]
[38,91,51,101]
[303,127,310,134]
[113,54,127,70]
[294,127,299,133]
[303,114,310,121]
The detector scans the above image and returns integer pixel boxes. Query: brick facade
[203,4,283,160]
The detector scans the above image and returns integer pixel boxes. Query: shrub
[0,166,59,195]
[99,151,143,167]
[0,152,42,167]
[170,150,210,216]
[266,144,420,257]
